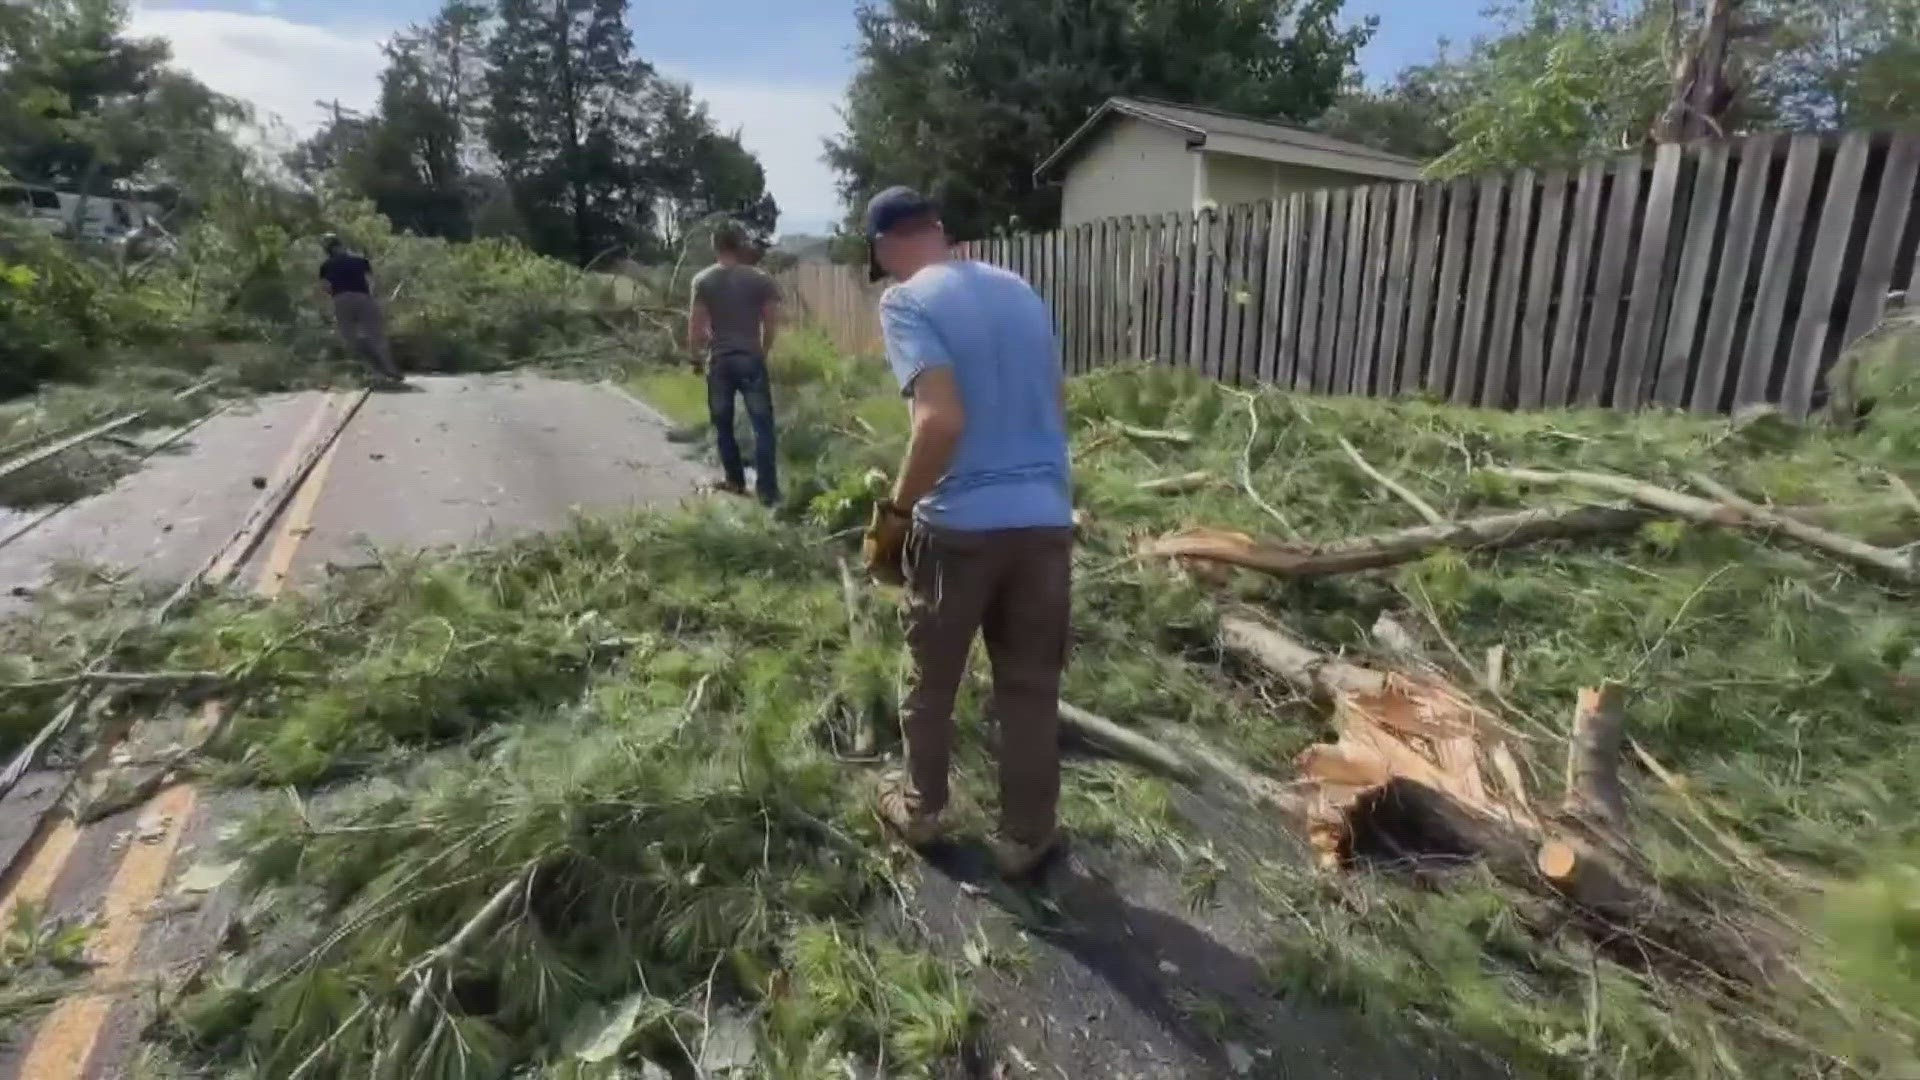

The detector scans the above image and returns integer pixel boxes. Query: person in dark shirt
[318,235,402,383]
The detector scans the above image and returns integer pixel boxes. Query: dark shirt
[319,253,373,296]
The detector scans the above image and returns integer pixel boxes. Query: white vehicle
[0,182,68,236]
[0,183,161,242]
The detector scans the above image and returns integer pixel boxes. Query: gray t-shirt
[691,263,778,358]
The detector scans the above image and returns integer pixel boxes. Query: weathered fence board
[1613,142,1685,408]
[1782,133,1872,415]
[1400,184,1443,394]
[1266,195,1302,385]
[1516,171,1569,408]
[1844,136,1919,350]
[1377,183,1418,394]
[1296,192,1330,391]
[1352,186,1392,396]
[1482,169,1536,409]
[1543,162,1607,406]
[1736,135,1823,407]
[1451,175,1505,405]
[1426,180,1473,396]
[1577,155,1643,405]
[1653,141,1730,407]
[1691,134,1776,411]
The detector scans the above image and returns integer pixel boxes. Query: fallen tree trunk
[1143,505,1649,578]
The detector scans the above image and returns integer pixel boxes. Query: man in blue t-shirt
[858,186,1073,878]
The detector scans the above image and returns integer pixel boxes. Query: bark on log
[1493,467,1743,526]
[1650,0,1737,143]
[1143,505,1649,578]
[1562,684,1628,828]
[1687,472,1918,584]
[1220,613,1387,699]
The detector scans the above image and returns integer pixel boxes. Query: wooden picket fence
[784,130,1920,417]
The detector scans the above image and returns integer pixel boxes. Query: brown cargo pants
[331,291,400,379]
[901,523,1073,845]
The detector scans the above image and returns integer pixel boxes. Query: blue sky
[134,0,1492,235]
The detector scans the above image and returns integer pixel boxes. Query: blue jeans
[707,351,779,504]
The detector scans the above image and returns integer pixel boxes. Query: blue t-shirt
[880,260,1072,531]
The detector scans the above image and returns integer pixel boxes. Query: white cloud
[130,6,848,235]
[130,5,390,136]
[675,77,845,237]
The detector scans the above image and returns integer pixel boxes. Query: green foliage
[1358,0,1920,179]
[0,0,247,198]
[828,0,1374,237]
[1312,61,1465,161]
[1425,0,1669,178]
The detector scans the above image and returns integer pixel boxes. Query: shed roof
[1036,97,1423,183]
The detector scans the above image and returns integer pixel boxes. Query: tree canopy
[827,0,1374,239]
[1314,0,1920,179]
[0,0,246,196]
[289,0,778,264]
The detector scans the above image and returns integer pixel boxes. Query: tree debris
[1143,505,1649,578]
[1687,471,1918,583]
[1340,437,1444,525]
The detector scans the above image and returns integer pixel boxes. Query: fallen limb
[1686,472,1918,583]
[1493,467,1742,526]
[1220,612,1387,699]
[1136,470,1214,496]
[375,864,536,1080]
[1058,701,1305,819]
[1115,422,1194,446]
[1888,471,1920,518]
[1144,505,1649,579]
[1,669,224,692]
[1340,438,1444,525]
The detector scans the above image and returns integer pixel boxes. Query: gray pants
[331,292,398,378]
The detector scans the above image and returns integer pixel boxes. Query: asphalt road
[0,374,707,1080]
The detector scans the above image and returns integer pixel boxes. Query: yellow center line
[0,393,337,932]
[16,392,353,1080]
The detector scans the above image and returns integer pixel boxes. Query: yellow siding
[1059,120,1194,227]
[1200,151,1374,210]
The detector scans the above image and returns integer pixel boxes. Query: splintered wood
[1298,672,1536,870]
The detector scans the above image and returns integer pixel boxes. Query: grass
[4,316,1920,1077]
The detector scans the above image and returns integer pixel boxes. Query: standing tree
[643,79,778,253]
[827,0,1373,238]
[0,0,245,220]
[1313,60,1467,161]
[486,0,656,264]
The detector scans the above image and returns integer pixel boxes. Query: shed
[1037,97,1423,228]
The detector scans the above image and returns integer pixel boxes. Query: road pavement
[0,374,707,1080]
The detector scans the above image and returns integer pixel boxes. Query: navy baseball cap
[863,185,937,282]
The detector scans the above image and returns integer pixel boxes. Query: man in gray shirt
[689,220,783,505]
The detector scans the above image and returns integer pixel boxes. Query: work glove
[861,500,912,587]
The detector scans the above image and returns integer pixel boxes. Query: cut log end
[1537,839,1580,883]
